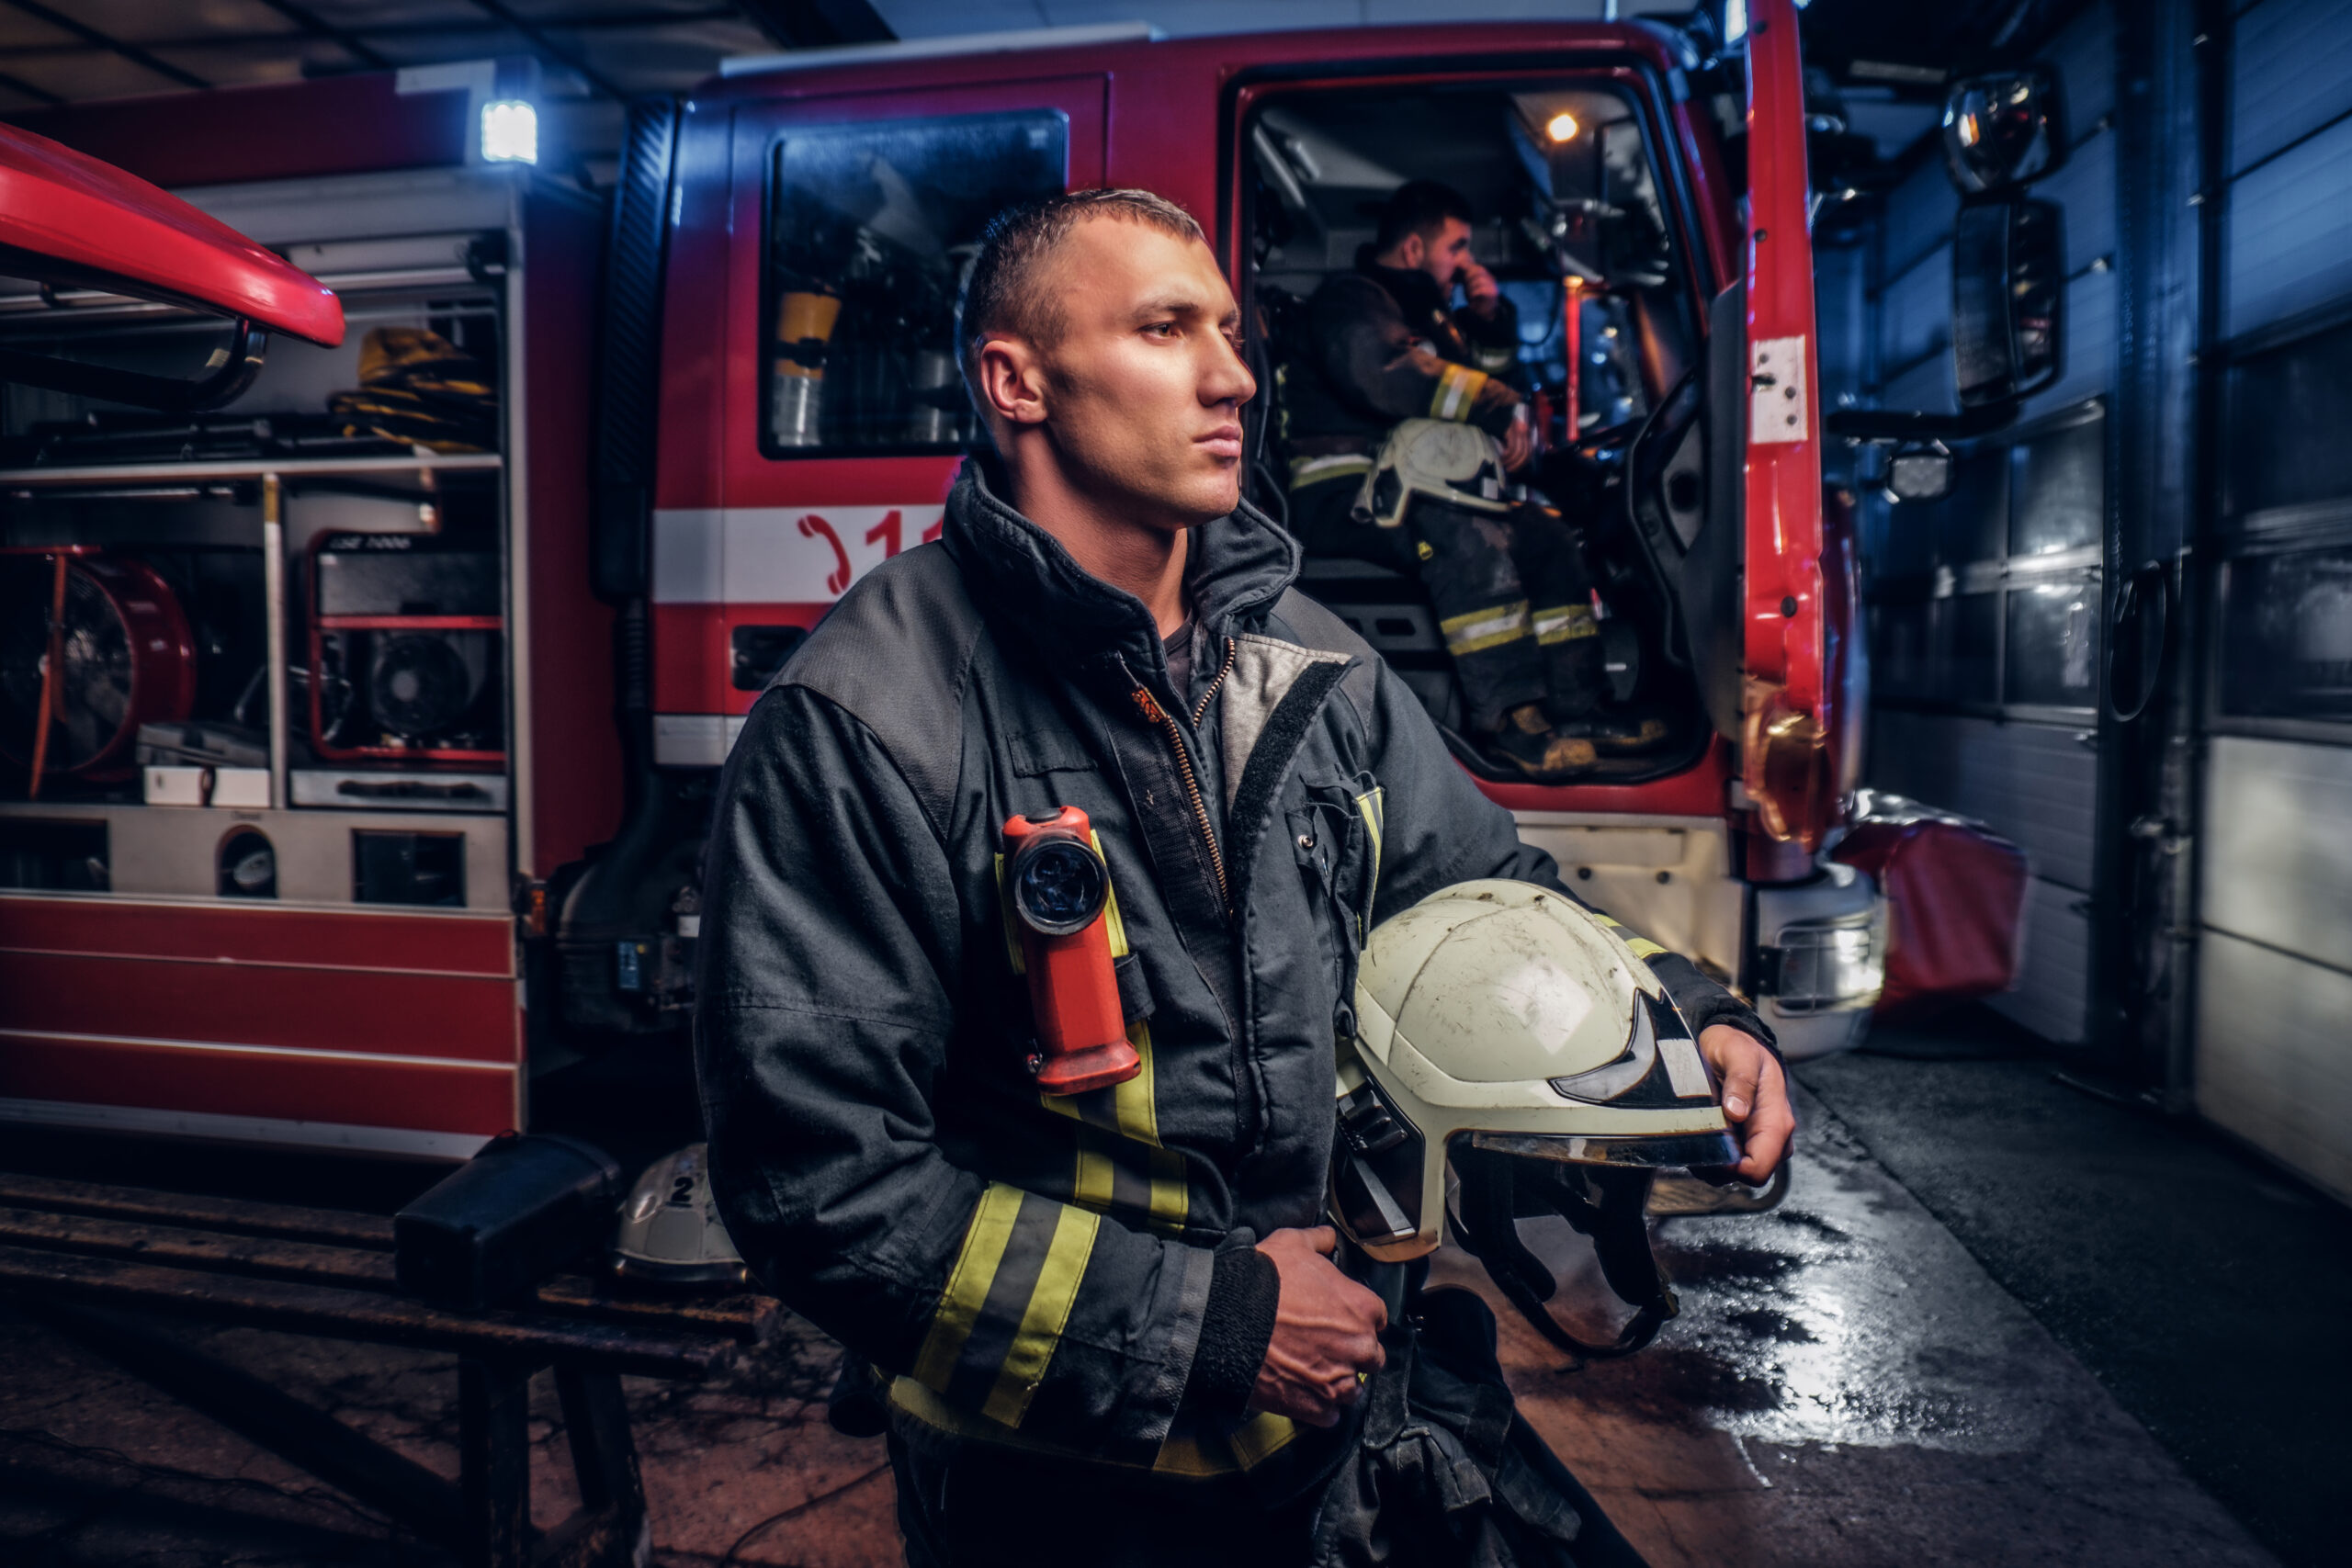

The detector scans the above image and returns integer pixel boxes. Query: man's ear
[1392,231,1425,273]
[976,336,1049,428]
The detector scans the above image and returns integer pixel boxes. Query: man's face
[1019,217,1257,530]
[1405,217,1476,288]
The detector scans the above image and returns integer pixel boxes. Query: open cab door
[1734,0,1842,851]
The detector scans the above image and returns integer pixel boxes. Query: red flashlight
[1003,807,1141,1096]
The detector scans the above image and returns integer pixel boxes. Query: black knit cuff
[1182,1244,1281,1418]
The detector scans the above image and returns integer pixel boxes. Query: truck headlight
[1760,913,1884,1013]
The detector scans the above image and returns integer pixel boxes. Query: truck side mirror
[1942,69,2064,193]
[1951,197,2064,409]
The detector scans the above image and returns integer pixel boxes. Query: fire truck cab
[0,2,2040,1160]
[598,1,1879,1063]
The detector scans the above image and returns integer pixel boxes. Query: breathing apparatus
[1332,879,1739,1359]
[1002,807,1143,1095]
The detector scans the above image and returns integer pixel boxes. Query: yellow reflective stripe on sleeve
[911,1182,1024,1392]
[1352,786,1385,937]
[1440,601,1532,657]
[980,1203,1099,1428]
[1227,1412,1301,1468]
[1430,362,1489,421]
[1532,604,1600,645]
[1572,904,1667,960]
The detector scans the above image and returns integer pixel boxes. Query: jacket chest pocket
[1288,777,1385,1009]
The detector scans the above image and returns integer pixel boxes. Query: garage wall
[1833,1,2117,1045]
[2196,0,2352,1204]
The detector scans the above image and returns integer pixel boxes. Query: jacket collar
[939,451,1300,687]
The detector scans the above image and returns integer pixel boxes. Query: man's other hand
[1461,260,1503,319]
[1250,1225,1386,1427]
[1499,409,1534,473]
[1699,1023,1796,1184]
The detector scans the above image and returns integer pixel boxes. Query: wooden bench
[0,1170,781,1568]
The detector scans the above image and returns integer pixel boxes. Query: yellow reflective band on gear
[980,1203,1099,1428]
[1440,601,1532,657]
[1287,453,1374,491]
[1352,787,1385,937]
[1092,831,1131,959]
[991,854,1024,976]
[1532,604,1600,646]
[1625,936,1668,959]
[1228,1412,1301,1468]
[1074,1142,1115,1212]
[1430,362,1488,422]
[1046,1020,1188,1232]
[911,1182,1024,1393]
[1148,1146,1188,1236]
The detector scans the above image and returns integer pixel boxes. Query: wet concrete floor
[0,1082,2287,1566]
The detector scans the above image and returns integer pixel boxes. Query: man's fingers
[1308,1225,1339,1256]
[1720,1057,1759,1122]
[1735,1102,1795,1181]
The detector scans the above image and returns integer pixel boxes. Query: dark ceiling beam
[459,0,628,99]
[736,0,895,50]
[0,67,62,106]
[247,0,391,69]
[0,0,210,90]
[0,11,747,60]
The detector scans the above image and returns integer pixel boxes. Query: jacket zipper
[1193,637,1238,727]
[1133,638,1237,916]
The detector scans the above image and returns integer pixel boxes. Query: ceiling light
[1546,111,1580,144]
[481,99,538,164]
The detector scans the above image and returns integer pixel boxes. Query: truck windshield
[762,109,1069,457]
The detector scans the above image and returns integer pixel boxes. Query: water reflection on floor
[1428,1085,2278,1567]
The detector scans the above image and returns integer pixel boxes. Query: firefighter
[1280,180,1663,779]
[695,188,1792,1567]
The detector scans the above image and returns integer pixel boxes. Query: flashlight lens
[1013,839,1107,935]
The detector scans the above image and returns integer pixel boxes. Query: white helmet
[1330,881,1740,1357]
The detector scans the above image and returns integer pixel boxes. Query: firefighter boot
[1550,710,1674,756]
[1489,704,1598,780]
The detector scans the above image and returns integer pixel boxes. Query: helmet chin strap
[1446,1147,1679,1364]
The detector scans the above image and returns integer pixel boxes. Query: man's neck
[1004,449,1192,639]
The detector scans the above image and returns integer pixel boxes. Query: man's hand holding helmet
[1700,1023,1795,1185]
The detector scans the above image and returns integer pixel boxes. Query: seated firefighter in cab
[1275,180,1667,781]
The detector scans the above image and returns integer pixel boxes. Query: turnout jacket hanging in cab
[694,457,1765,1480]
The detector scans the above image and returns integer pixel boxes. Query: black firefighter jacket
[695,457,1765,1487]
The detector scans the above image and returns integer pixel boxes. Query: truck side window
[763,110,1069,457]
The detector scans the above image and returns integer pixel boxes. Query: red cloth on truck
[1831,803,2029,1018]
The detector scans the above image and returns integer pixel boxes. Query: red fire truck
[0,2,2045,1159]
